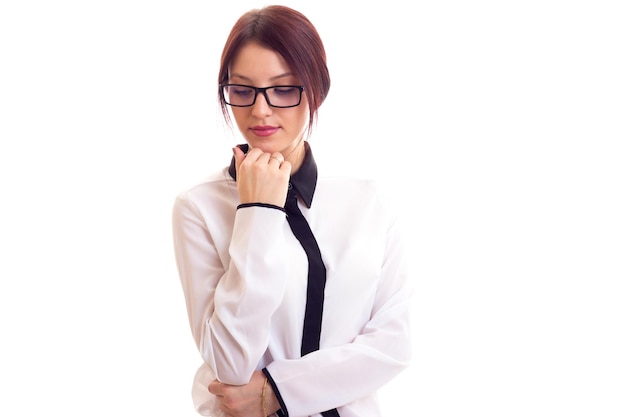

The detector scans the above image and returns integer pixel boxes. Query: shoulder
[173,167,237,214]
[317,174,378,197]
[316,173,401,221]
[176,167,233,198]
[318,173,395,202]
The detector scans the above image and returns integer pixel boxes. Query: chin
[246,138,284,153]
[245,141,273,152]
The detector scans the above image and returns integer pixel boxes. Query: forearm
[265,297,412,416]
[174,196,290,384]
[202,206,291,383]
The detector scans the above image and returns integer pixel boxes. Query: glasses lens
[223,85,255,106]
[222,85,302,107]
[266,86,301,107]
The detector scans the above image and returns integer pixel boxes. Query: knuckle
[252,163,264,173]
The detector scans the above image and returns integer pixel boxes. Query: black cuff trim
[237,202,286,213]
[262,368,289,417]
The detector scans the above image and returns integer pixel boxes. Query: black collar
[228,142,318,208]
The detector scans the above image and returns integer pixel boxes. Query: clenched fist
[233,146,292,207]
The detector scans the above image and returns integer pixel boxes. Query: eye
[232,87,253,97]
[272,86,297,95]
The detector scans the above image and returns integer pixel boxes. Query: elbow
[391,340,412,373]
[213,364,254,386]
[201,335,256,385]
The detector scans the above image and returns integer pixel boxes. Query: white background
[1,1,625,416]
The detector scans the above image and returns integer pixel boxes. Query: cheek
[231,107,248,124]
[231,108,251,133]
[291,104,310,130]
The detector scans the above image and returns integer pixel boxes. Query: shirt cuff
[237,202,286,213]
[262,367,289,417]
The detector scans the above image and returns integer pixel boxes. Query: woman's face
[227,42,309,158]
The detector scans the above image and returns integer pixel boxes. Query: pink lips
[250,125,279,137]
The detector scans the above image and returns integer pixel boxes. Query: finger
[233,146,246,172]
[208,380,225,396]
[269,152,284,165]
[241,148,269,169]
[244,147,262,160]
[258,150,272,161]
[279,160,292,175]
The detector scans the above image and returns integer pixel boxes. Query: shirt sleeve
[264,210,413,417]
[172,192,290,385]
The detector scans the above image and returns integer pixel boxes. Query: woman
[172,5,412,417]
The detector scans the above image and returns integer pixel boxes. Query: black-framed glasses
[220,84,305,108]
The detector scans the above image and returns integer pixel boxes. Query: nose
[251,91,272,118]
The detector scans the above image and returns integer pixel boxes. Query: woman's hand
[208,370,280,417]
[233,146,291,207]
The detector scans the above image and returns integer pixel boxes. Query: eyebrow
[229,72,295,82]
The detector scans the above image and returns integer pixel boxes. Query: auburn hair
[217,5,331,135]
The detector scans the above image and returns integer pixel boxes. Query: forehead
[229,42,296,83]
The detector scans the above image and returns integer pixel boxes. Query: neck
[283,137,306,173]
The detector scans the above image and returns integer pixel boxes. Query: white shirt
[172,143,412,417]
